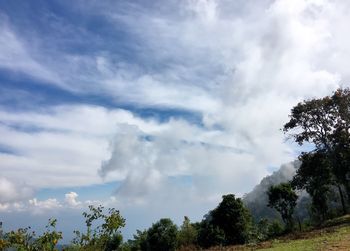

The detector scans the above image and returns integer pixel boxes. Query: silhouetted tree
[284,88,350,213]
[292,151,333,221]
[210,194,252,245]
[197,220,225,248]
[267,183,297,230]
[146,218,178,251]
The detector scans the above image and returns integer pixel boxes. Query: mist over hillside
[243,161,307,222]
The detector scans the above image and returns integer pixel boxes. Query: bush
[197,220,225,248]
[267,220,284,238]
[146,218,178,251]
[71,205,125,251]
[210,194,252,245]
[177,216,198,248]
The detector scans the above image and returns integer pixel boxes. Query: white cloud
[2,0,350,237]
[0,191,100,214]
[92,0,350,208]
[0,16,61,85]
[100,121,278,204]
[0,105,166,188]
[0,177,34,203]
[2,0,349,197]
[29,198,61,210]
[65,192,81,207]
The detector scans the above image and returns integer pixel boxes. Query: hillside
[202,215,350,251]
[242,161,305,221]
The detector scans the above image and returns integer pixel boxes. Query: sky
[0,0,350,241]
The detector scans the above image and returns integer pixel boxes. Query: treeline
[1,88,350,251]
[0,195,282,251]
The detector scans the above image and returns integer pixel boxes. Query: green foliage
[1,226,36,251]
[123,219,178,251]
[35,218,63,251]
[284,88,350,215]
[292,151,333,222]
[177,216,198,248]
[283,96,334,148]
[267,183,298,230]
[197,220,225,248]
[146,218,178,251]
[123,229,148,251]
[0,219,62,251]
[267,220,284,238]
[72,205,125,251]
[195,194,253,248]
[250,218,270,242]
[249,218,284,243]
[210,194,252,245]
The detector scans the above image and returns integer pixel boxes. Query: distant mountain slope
[243,161,307,222]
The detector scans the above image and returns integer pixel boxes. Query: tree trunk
[343,180,350,207]
[297,217,302,231]
[337,185,347,215]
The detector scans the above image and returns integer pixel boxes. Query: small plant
[35,218,62,251]
[72,205,125,250]
[0,219,62,251]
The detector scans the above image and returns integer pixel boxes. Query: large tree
[291,151,333,221]
[177,216,198,248]
[267,183,297,230]
[146,218,178,251]
[210,194,252,245]
[283,88,350,213]
[331,89,350,204]
[197,220,225,248]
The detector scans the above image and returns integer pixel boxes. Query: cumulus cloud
[0,177,34,203]
[0,105,166,188]
[0,191,98,214]
[29,198,61,211]
[92,0,350,208]
[0,197,62,214]
[65,192,81,207]
[100,121,279,205]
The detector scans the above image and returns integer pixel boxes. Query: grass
[259,225,350,250]
[203,215,350,251]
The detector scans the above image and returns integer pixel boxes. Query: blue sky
[1,0,349,242]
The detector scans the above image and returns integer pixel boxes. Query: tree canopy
[146,218,178,251]
[267,183,297,229]
[210,194,252,245]
[284,88,350,215]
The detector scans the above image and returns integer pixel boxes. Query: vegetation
[1,88,350,250]
[70,205,125,251]
[0,218,62,251]
[267,183,297,230]
[198,216,350,250]
[177,216,197,248]
[284,88,350,216]
[210,194,252,245]
[291,151,333,221]
[145,218,178,251]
